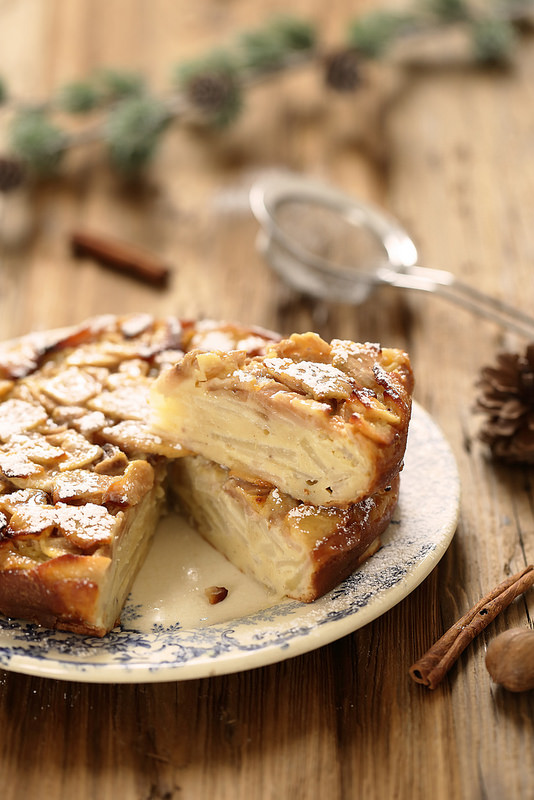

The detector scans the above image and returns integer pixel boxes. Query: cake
[150,332,413,506]
[170,457,400,602]
[0,314,413,635]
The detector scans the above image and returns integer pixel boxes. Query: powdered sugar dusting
[0,401,459,682]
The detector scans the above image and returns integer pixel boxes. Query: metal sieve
[250,171,534,338]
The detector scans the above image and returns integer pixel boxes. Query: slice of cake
[0,314,277,635]
[150,332,413,507]
[170,455,400,602]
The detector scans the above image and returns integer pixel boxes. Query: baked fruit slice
[0,314,277,635]
[170,456,400,602]
[0,463,164,636]
[150,332,413,507]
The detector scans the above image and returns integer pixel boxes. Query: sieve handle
[380,264,534,338]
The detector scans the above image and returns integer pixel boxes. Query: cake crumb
[205,585,229,605]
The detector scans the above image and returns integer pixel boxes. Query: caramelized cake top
[0,314,278,569]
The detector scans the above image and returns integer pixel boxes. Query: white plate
[0,402,460,683]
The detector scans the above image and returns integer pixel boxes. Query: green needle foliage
[0,3,530,179]
[96,68,145,101]
[175,50,243,127]
[58,81,101,114]
[423,0,471,22]
[347,11,416,58]
[9,110,67,173]
[105,95,171,173]
[471,18,516,64]
[176,15,315,125]
[237,15,316,72]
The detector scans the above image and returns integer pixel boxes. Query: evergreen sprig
[0,2,530,182]
[96,68,146,100]
[175,50,243,127]
[175,15,316,125]
[105,94,171,173]
[9,110,67,173]
[346,0,525,62]
[57,81,102,114]
[237,15,316,73]
[471,17,517,64]
[347,11,416,58]
[424,0,471,23]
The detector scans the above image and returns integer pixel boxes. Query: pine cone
[476,344,534,464]
[186,71,236,114]
[0,156,26,193]
[324,48,361,92]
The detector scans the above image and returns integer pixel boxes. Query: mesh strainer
[250,171,534,337]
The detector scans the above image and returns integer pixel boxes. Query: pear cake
[0,314,413,636]
[150,332,413,506]
[169,458,400,603]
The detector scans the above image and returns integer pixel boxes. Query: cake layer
[0,468,165,635]
[151,332,413,506]
[0,314,412,636]
[0,314,278,635]
[170,455,399,602]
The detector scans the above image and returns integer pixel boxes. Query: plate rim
[0,401,460,683]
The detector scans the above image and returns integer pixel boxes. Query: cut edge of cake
[170,455,400,603]
[0,315,413,636]
[150,331,413,507]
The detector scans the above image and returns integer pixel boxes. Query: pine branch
[0,3,530,183]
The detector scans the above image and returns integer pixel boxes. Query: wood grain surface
[0,2,533,798]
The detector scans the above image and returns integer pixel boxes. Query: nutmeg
[485,628,534,692]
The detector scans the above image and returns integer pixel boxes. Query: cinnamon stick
[409,565,534,689]
[71,230,170,287]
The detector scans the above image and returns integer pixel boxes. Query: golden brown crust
[170,458,399,603]
[0,553,112,636]
[304,477,399,600]
[0,313,410,634]
[151,332,413,506]
[0,314,278,635]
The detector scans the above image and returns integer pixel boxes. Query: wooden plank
[0,2,533,799]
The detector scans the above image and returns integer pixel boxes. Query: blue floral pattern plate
[0,402,459,683]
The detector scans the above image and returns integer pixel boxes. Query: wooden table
[1,2,533,798]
